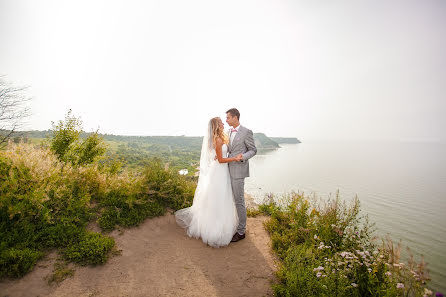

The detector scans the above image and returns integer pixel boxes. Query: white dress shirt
[229,124,240,145]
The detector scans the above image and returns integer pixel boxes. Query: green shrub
[96,159,195,231]
[74,131,107,166]
[0,247,44,277]
[38,223,87,248]
[142,159,196,211]
[63,231,115,265]
[247,200,278,217]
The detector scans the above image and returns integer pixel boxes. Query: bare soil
[0,212,278,297]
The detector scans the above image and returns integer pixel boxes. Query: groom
[225,108,257,242]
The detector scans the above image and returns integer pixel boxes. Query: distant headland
[253,133,301,149]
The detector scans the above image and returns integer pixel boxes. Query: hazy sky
[1,0,445,141]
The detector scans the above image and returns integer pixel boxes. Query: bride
[174,117,243,248]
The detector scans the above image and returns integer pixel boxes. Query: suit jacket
[227,125,257,179]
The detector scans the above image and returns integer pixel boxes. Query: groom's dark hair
[226,108,240,120]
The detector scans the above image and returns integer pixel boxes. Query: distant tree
[49,109,107,166]
[75,131,107,166]
[49,109,82,163]
[0,77,31,148]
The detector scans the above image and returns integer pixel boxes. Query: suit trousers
[230,177,246,234]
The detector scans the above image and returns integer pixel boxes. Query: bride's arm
[215,138,242,163]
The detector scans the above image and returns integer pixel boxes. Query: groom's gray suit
[227,125,257,235]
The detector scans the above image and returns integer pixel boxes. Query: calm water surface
[245,141,446,292]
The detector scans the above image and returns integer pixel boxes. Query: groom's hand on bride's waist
[214,154,243,162]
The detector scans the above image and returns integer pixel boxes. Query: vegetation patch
[0,111,196,279]
[45,259,75,285]
[63,232,115,265]
[258,191,433,297]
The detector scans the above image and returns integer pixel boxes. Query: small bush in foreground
[0,247,44,277]
[63,232,115,265]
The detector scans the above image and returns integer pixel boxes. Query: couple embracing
[175,108,257,248]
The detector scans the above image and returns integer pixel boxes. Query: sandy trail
[0,213,277,297]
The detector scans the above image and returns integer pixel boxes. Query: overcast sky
[1,0,445,142]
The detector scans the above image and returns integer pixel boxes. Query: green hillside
[4,130,296,175]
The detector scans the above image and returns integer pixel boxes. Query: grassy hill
[3,130,298,175]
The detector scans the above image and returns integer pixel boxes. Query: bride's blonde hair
[210,117,229,147]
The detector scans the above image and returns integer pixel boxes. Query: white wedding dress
[175,143,239,248]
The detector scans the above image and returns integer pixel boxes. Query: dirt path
[0,213,278,297]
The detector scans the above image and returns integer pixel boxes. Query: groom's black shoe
[231,232,245,242]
